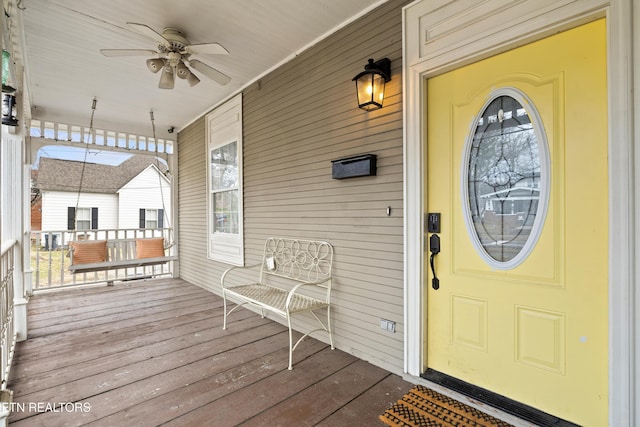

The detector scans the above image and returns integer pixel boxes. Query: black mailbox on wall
[331,154,377,179]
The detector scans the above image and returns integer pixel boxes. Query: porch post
[14,68,29,342]
[169,145,179,278]
[14,162,31,343]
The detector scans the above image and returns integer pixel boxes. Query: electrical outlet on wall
[380,318,396,333]
[387,320,396,333]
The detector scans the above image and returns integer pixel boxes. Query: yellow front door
[425,19,608,426]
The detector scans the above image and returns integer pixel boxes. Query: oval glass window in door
[462,88,550,269]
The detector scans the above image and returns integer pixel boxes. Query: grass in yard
[30,246,76,287]
[30,245,112,288]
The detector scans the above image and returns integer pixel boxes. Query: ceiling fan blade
[188,43,229,56]
[189,59,231,85]
[100,49,157,57]
[126,22,169,47]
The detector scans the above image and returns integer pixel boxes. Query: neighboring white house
[35,154,171,246]
[117,164,171,230]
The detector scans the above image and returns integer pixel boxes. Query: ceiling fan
[100,22,231,89]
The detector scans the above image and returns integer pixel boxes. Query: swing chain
[73,98,98,231]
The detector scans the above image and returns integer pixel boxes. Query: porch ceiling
[6,0,385,140]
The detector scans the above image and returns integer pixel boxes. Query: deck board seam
[10,317,279,388]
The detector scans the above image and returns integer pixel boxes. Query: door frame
[402,0,637,425]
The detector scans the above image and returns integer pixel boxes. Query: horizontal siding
[177,0,410,375]
[117,168,171,229]
[41,191,118,231]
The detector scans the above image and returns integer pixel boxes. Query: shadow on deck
[8,278,412,426]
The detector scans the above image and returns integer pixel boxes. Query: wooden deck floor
[8,278,413,426]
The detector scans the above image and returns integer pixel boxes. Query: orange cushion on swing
[136,238,165,259]
[70,240,107,265]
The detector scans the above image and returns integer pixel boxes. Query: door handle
[429,234,440,290]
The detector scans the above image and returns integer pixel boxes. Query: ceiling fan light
[146,58,164,73]
[159,66,175,89]
[176,60,190,79]
[186,71,200,87]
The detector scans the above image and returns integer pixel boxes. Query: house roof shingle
[36,155,168,194]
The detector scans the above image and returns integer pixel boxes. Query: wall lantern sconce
[1,49,18,127]
[1,93,18,127]
[353,58,391,111]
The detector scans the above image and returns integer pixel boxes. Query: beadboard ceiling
[6,0,386,140]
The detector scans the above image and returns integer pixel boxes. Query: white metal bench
[69,237,176,274]
[221,237,334,370]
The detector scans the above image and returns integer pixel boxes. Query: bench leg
[222,291,228,330]
[287,307,333,370]
[327,305,334,350]
[287,316,294,370]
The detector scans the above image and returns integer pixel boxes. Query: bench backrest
[260,238,333,286]
[107,239,137,262]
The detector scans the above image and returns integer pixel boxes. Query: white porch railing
[31,228,175,290]
[29,119,174,156]
[0,240,17,392]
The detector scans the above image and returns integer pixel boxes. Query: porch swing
[68,101,176,274]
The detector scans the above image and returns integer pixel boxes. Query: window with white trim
[206,94,244,265]
[210,142,239,234]
[139,208,164,229]
[462,88,550,269]
[76,207,91,230]
[67,206,98,230]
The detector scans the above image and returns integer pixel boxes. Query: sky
[35,146,138,168]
